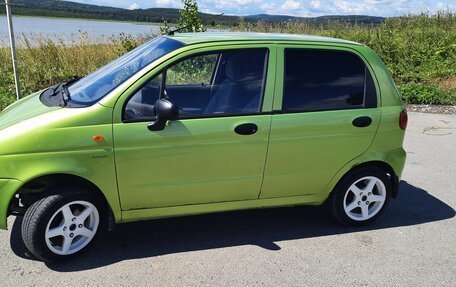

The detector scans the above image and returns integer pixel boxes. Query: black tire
[328,167,392,226]
[21,187,106,262]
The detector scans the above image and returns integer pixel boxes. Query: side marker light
[93,135,105,143]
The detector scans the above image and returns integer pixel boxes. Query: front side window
[67,36,185,106]
[124,49,268,121]
[282,49,377,112]
[166,54,219,86]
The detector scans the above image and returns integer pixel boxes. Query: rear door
[260,45,381,199]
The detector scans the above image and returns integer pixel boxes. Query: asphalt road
[1,112,455,286]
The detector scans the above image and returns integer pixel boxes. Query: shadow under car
[9,180,455,271]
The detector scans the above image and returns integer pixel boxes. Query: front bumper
[0,179,23,230]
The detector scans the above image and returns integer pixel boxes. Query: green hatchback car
[0,32,407,261]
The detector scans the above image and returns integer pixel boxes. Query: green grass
[0,32,150,109]
[1,12,455,110]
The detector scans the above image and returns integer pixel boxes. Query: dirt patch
[407,104,456,114]
[439,77,456,92]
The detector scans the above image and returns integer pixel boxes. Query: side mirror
[148,98,179,131]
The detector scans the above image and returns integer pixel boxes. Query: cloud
[70,0,456,17]
[310,1,322,9]
[281,0,302,10]
[155,0,181,8]
[128,3,140,10]
[212,0,257,11]
[259,2,277,13]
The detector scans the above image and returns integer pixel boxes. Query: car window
[167,54,219,86]
[123,49,268,121]
[282,49,377,112]
[124,74,163,121]
[68,36,184,106]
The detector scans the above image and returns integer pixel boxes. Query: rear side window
[282,49,377,112]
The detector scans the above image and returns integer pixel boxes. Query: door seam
[257,46,278,199]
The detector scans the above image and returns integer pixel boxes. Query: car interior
[124,49,268,121]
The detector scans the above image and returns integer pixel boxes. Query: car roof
[170,32,361,46]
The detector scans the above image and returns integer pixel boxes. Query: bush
[397,83,455,105]
[161,0,205,35]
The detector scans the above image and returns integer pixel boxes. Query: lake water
[0,16,162,46]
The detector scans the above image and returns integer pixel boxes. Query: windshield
[67,36,185,106]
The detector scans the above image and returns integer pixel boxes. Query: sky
[71,0,456,17]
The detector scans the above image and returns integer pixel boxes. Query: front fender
[0,122,122,228]
[0,179,23,230]
[0,150,122,228]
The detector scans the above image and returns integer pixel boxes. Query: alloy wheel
[342,176,387,221]
[44,200,99,255]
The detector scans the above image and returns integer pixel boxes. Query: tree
[161,0,206,35]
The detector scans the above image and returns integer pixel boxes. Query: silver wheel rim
[343,176,386,221]
[45,200,99,256]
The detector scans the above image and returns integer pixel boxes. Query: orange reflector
[93,135,104,143]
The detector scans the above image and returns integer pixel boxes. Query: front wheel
[328,167,392,226]
[21,188,105,262]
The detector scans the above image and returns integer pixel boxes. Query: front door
[260,46,381,198]
[113,46,276,210]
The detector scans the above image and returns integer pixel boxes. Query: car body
[0,32,406,261]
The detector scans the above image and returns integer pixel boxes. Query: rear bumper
[385,147,406,199]
[385,147,407,179]
[0,179,23,230]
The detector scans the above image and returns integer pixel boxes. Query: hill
[2,0,385,26]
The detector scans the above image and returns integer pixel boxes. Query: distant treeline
[3,0,239,25]
[2,0,385,26]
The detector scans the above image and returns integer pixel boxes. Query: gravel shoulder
[407,104,456,114]
[0,112,455,286]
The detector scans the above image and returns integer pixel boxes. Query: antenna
[168,12,223,36]
[167,25,192,36]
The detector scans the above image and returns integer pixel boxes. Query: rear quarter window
[282,49,377,112]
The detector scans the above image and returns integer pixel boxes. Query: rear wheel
[21,188,105,262]
[329,167,391,226]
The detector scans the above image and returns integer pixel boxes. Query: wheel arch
[352,160,396,175]
[9,173,116,230]
[353,161,399,196]
[330,160,400,200]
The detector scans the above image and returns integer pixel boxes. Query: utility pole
[4,0,20,100]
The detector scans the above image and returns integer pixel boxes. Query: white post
[5,0,20,100]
